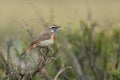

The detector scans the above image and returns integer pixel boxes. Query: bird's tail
[20,44,34,56]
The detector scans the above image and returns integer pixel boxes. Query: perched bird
[21,25,61,56]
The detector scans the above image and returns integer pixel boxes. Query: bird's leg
[49,47,54,53]
[46,47,49,54]
[37,46,46,60]
[36,45,42,55]
[46,47,54,57]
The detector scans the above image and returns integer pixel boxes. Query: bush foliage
[0,20,120,80]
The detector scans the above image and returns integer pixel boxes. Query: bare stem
[54,66,71,80]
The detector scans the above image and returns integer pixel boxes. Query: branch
[30,56,45,79]
[115,37,120,69]
[29,54,61,80]
[54,66,71,80]
[6,37,14,64]
[80,21,98,80]
[17,19,33,38]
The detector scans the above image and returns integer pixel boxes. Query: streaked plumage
[21,25,60,56]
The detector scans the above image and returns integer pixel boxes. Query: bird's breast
[37,35,56,47]
[38,39,54,47]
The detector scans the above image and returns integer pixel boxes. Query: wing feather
[30,29,51,45]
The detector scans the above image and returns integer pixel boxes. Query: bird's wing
[30,29,51,45]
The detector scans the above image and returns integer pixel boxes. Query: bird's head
[49,24,61,35]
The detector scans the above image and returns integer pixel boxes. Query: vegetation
[0,18,120,80]
[0,0,120,80]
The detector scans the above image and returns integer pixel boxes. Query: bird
[20,24,61,56]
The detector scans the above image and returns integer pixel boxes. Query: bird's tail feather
[20,45,34,56]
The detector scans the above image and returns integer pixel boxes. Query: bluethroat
[21,24,61,56]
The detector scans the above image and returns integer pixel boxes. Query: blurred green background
[0,0,120,80]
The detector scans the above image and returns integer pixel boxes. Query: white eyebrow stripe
[50,26,55,27]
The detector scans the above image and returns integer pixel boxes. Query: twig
[80,21,98,80]
[30,56,44,79]
[17,19,33,38]
[4,37,15,79]
[6,37,14,64]
[54,66,71,80]
[115,38,120,69]
[29,54,61,80]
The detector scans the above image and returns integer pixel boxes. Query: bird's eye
[52,27,55,28]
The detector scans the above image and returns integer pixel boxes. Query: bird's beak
[56,26,61,29]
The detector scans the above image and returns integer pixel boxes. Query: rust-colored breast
[51,35,56,42]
